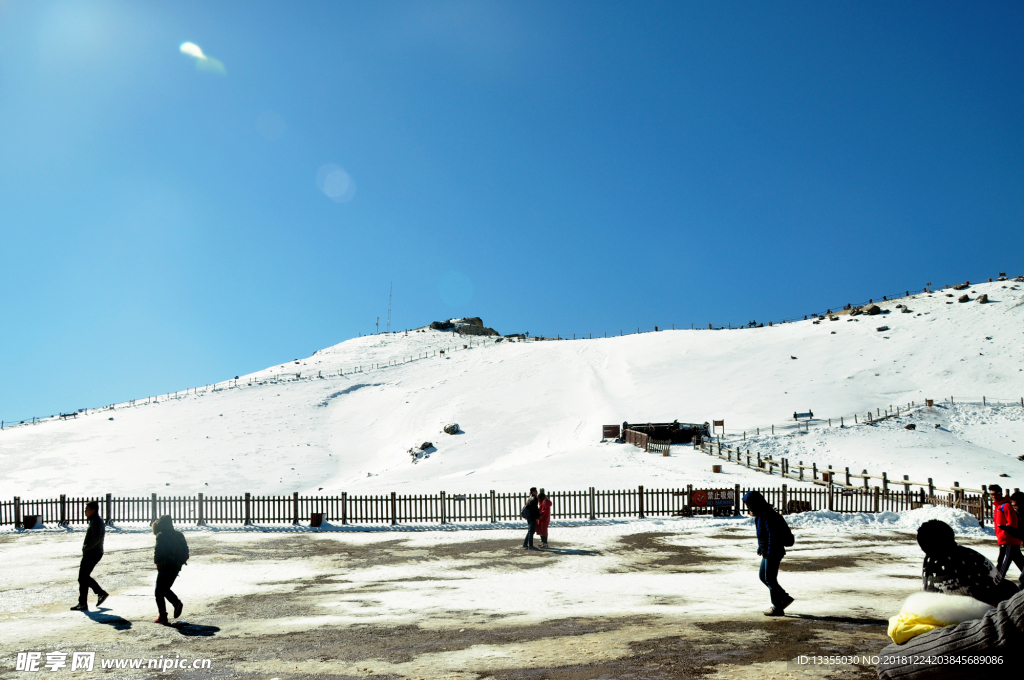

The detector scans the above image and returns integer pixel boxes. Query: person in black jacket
[742,490,794,616]
[917,519,1018,606]
[70,501,109,611]
[152,515,187,625]
[523,487,540,550]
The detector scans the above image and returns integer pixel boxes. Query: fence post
[151,493,157,523]
[928,478,935,497]
[828,481,834,512]
[14,496,21,529]
[391,492,397,526]
[903,475,910,496]
[244,492,251,526]
[589,487,596,520]
[105,493,112,526]
[812,463,817,482]
[781,485,787,514]
[873,487,880,513]
[734,484,741,516]
[60,494,67,526]
[490,490,496,523]
[198,493,205,526]
[293,492,299,526]
[440,491,446,524]
[845,467,851,486]
[882,472,888,493]
[862,470,869,491]
[342,492,348,525]
[638,485,645,519]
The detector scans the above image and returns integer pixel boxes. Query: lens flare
[315,164,357,203]
[179,41,226,75]
[179,42,205,59]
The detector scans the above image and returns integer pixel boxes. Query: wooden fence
[1,482,988,528]
[696,441,993,525]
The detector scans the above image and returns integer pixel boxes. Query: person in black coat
[742,490,794,616]
[70,501,109,611]
[152,515,188,625]
[523,487,540,550]
[917,519,1018,607]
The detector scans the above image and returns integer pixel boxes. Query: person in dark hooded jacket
[917,519,1018,607]
[523,488,540,549]
[742,490,794,616]
[152,515,188,625]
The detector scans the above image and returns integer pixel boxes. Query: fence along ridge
[697,396,1023,497]
[5,272,1021,431]
[3,480,994,530]
[0,339,493,431]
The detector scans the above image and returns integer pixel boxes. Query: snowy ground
[0,507,1001,679]
[1,279,1022,501]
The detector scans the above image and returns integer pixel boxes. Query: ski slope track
[2,280,1023,499]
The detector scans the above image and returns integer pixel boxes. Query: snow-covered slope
[2,280,1023,498]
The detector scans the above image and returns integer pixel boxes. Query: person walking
[990,484,1024,587]
[537,489,552,548]
[70,501,109,611]
[742,490,794,616]
[522,487,540,550]
[152,515,189,625]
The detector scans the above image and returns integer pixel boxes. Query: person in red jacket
[536,490,552,548]
[990,484,1024,588]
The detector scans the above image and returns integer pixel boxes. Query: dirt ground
[0,520,929,679]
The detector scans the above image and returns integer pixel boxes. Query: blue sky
[1,0,1022,420]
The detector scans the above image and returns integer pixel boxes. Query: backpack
[172,530,190,567]
[520,505,530,520]
[779,516,795,547]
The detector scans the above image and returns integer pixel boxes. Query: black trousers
[78,551,104,606]
[155,569,182,617]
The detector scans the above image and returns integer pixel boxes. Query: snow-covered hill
[2,279,1023,499]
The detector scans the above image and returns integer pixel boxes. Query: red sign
[692,489,735,507]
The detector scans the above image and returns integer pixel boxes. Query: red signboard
[691,489,735,507]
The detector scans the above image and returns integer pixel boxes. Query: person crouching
[152,515,189,625]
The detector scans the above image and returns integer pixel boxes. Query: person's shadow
[172,622,220,637]
[83,609,132,630]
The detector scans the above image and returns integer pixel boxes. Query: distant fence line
[713,395,1024,441]
[1,481,991,530]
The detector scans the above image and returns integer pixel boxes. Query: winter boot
[96,592,109,607]
[70,604,88,611]
[173,602,183,619]
[763,607,785,617]
[155,614,170,625]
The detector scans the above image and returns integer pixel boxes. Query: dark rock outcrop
[977,294,989,303]
[958,294,970,303]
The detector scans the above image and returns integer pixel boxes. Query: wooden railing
[4,480,981,528]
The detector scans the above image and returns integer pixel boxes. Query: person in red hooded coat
[536,490,552,548]
[991,485,1024,587]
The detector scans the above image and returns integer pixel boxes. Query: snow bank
[787,506,985,537]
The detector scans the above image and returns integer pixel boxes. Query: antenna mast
[387,282,392,333]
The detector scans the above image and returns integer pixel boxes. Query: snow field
[0,279,1021,502]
